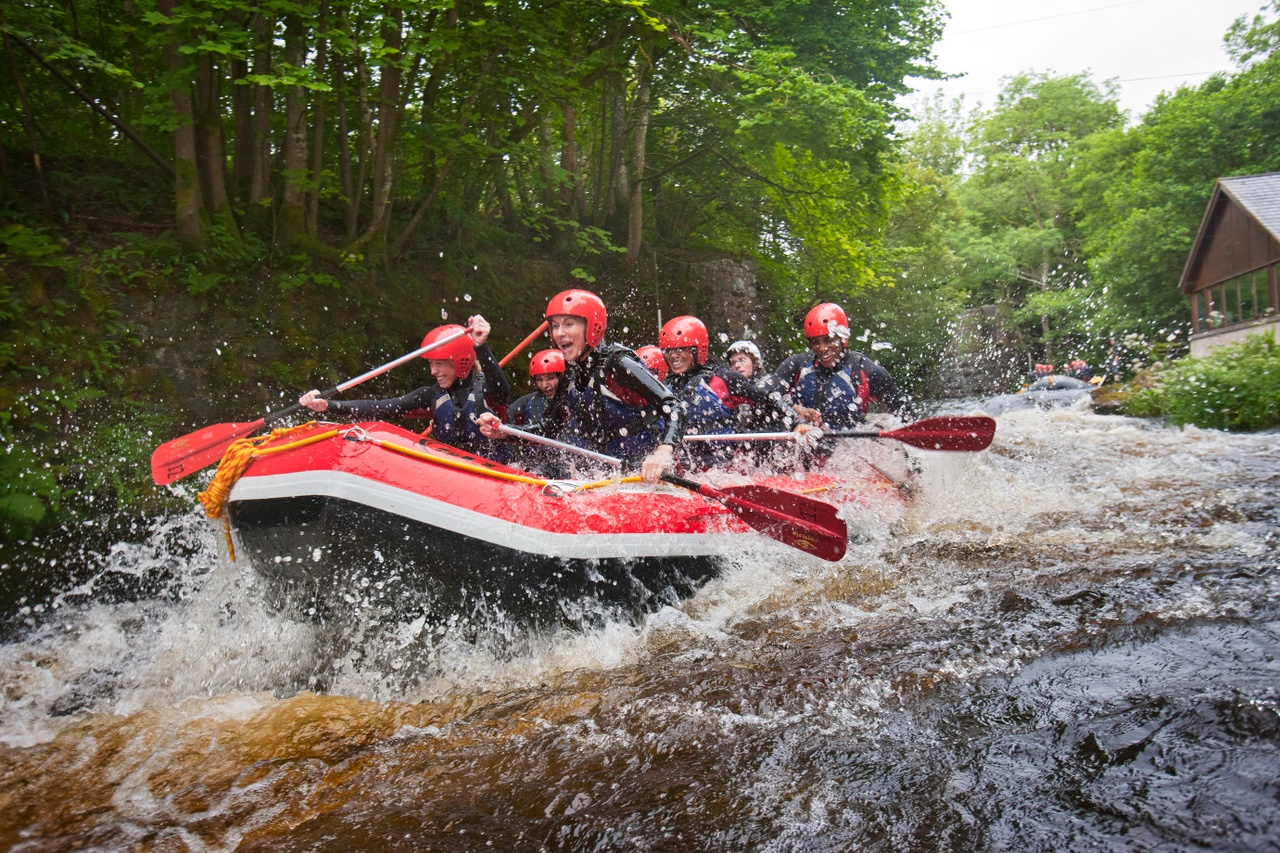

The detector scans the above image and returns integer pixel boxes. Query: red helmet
[635,345,669,381]
[420,324,476,377]
[545,289,607,347]
[804,303,849,340]
[529,348,566,376]
[658,315,709,365]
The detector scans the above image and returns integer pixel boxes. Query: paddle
[495,424,848,561]
[151,325,474,486]
[822,415,995,452]
[681,415,996,453]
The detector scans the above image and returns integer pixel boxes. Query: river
[1,404,1277,852]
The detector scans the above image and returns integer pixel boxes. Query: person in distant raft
[299,315,511,460]
[509,348,565,427]
[774,303,914,428]
[478,289,684,482]
[658,315,808,467]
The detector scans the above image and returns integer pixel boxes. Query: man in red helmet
[658,315,805,468]
[479,289,684,482]
[634,345,669,382]
[299,314,511,459]
[774,303,914,428]
[510,348,565,427]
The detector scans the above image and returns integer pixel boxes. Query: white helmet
[725,340,762,362]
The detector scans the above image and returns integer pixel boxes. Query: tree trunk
[230,52,253,202]
[194,53,238,235]
[2,32,52,223]
[248,13,272,207]
[277,13,310,250]
[306,6,328,236]
[335,51,355,241]
[625,64,651,268]
[348,10,404,255]
[559,101,587,221]
[601,77,628,229]
[157,0,204,251]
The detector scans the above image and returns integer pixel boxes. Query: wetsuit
[325,342,511,460]
[530,342,685,468]
[667,362,794,468]
[774,349,914,427]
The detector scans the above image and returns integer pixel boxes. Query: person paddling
[478,289,684,482]
[774,303,914,428]
[299,315,511,460]
[509,348,565,427]
[658,316,806,467]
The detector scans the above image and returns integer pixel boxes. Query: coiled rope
[197,423,338,518]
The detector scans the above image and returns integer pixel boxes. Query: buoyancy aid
[510,391,551,427]
[669,369,736,436]
[792,351,868,428]
[430,372,510,461]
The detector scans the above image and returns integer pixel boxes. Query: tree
[1076,2,1280,334]
[952,72,1123,361]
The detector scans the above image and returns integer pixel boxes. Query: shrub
[1123,331,1280,431]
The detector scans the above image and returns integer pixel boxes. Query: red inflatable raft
[215,421,907,625]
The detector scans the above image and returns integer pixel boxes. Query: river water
[1,404,1277,852]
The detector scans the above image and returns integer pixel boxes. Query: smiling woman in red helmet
[479,289,684,481]
[658,315,806,468]
[509,348,565,427]
[299,314,512,460]
[774,302,914,428]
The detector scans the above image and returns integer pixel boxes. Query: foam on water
[2,406,1279,850]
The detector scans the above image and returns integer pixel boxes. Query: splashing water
[1,407,1277,850]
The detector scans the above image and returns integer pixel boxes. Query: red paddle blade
[717,486,847,562]
[882,415,995,452]
[721,484,845,533]
[150,419,266,486]
[725,498,847,561]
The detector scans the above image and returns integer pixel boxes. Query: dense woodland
[2,0,1279,540]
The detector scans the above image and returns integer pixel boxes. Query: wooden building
[1179,172,1280,357]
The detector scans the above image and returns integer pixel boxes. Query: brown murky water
[2,406,1278,851]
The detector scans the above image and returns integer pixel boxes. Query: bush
[1123,331,1280,431]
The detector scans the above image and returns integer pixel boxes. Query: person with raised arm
[299,315,511,460]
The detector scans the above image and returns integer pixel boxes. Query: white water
[2,405,1278,851]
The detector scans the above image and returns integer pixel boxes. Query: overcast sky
[905,0,1268,120]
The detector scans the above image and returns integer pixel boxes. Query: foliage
[1075,3,1280,333]
[1123,332,1280,432]
[0,442,60,541]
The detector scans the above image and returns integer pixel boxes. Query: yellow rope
[574,474,646,491]
[198,423,336,519]
[200,423,671,520]
[373,439,550,486]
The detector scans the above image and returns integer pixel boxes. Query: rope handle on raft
[196,424,659,520]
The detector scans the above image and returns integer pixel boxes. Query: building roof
[1178,172,1280,294]
[1219,173,1280,243]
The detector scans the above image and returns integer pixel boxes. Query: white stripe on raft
[228,471,738,560]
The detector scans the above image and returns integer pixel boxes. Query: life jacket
[571,343,665,458]
[792,351,868,428]
[430,372,509,461]
[669,369,736,436]
[510,391,551,427]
